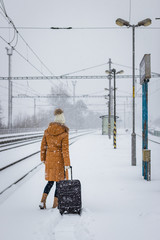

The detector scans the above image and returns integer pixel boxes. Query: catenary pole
[72,81,77,105]
[108,58,112,139]
[113,70,116,149]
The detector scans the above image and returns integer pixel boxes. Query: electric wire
[0,2,159,99]
[0,82,33,96]
[0,1,19,47]
[17,33,68,91]
[61,62,109,76]
[13,82,42,96]
[0,76,45,105]
[0,1,64,90]
[0,84,52,109]
[14,48,52,78]
[12,83,39,96]
[0,10,17,46]
[113,62,160,78]
[0,26,160,30]
[17,32,55,77]
[112,62,139,71]
[0,0,7,16]
[0,8,6,20]
[0,3,159,80]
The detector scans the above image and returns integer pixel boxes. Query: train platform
[0,130,160,240]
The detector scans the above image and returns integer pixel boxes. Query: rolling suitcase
[57,166,82,215]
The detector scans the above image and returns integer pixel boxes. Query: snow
[0,131,160,240]
[0,141,40,169]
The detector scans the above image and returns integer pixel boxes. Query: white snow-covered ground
[0,130,160,240]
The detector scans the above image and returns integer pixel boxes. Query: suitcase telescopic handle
[64,166,73,180]
[70,166,73,180]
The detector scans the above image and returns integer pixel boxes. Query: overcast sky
[0,0,160,126]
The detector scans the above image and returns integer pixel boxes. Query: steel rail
[0,130,89,152]
[0,130,93,195]
[0,163,42,195]
[0,132,43,140]
[0,138,42,152]
[0,135,43,145]
[0,130,94,172]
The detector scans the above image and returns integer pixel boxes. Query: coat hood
[45,122,69,136]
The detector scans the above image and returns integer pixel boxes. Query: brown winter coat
[41,122,70,181]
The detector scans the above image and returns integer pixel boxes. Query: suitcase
[57,166,82,215]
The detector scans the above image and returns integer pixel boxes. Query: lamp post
[6,47,13,129]
[115,18,151,165]
[105,69,124,148]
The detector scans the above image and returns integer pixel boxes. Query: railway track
[0,130,87,152]
[0,131,43,140]
[0,138,42,152]
[1,131,158,196]
[0,130,95,195]
[0,132,43,152]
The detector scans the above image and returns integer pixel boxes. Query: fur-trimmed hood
[45,122,69,136]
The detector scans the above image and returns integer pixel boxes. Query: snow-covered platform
[0,131,160,240]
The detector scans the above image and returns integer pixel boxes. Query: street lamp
[106,69,124,149]
[116,17,151,165]
[6,47,13,129]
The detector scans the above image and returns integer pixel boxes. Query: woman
[39,108,70,209]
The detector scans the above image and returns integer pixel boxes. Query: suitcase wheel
[78,209,81,215]
[60,210,64,215]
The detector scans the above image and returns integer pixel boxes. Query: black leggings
[43,181,58,197]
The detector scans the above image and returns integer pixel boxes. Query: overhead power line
[0,26,160,30]
[0,1,66,90]
[0,73,159,80]
[17,32,55,76]
[0,32,61,89]
[12,94,134,99]
[61,62,109,76]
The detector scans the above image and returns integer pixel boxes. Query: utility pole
[113,70,116,148]
[111,69,124,148]
[108,58,112,139]
[72,81,77,105]
[105,65,124,144]
[6,47,13,129]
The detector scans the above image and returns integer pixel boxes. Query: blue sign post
[140,54,151,181]
[142,81,149,179]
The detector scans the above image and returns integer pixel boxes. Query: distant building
[99,115,114,135]
[100,115,119,135]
